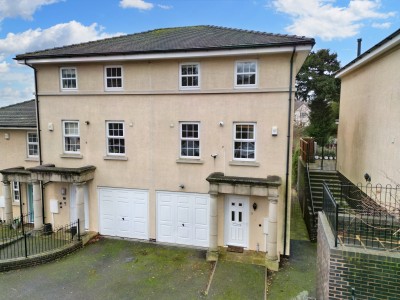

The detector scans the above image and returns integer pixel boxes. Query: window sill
[176,158,204,164]
[12,202,20,206]
[103,155,128,161]
[229,161,260,167]
[60,154,83,159]
[25,157,39,162]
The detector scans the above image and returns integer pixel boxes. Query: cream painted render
[336,43,400,186]
[0,129,38,219]
[9,48,310,262]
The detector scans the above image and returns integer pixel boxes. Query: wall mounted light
[219,121,224,127]
[4,133,10,140]
[179,184,185,189]
[84,121,90,125]
[253,202,258,210]
[364,173,371,182]
[271,126,278,136]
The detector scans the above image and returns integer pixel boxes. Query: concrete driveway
[0,237,265,300]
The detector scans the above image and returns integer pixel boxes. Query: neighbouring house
[293,101,310,127]
[4,26,314,268]
[0,100,38,223]
[335,29,400,187]
[316,29,400,299]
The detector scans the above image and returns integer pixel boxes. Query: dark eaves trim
[15,41,315,60]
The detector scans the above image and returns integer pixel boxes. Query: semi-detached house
[3,26,314,268]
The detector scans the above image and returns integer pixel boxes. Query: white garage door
[157,191,209,247]
[99,188,148,240]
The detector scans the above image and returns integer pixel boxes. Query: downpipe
[283,46,296,256]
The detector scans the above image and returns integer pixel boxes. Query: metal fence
[0,215,80,260]
[297,158,317,241]
[323,182,400,251]
[300,137,337,171]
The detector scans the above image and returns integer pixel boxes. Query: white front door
[70,184,89,230]
[225,195,249,248]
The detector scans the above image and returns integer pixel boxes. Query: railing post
[335,202,339,248]
[77,219,81,241]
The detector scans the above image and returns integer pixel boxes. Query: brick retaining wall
[0,241,82,272]
[317,212,400,299]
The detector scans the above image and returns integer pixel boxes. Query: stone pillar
[2,180,13,224]
[267,187,279,261]
[32,181,43,230]
[75,182,86,235]
[207,192,219,261]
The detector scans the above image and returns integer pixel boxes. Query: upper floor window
[180,122,200,158]
[60,67,77,90]
[13,182,20,202]
[180,63,200,89]
[105,66,123,91]
[235,61,257,87]
[106,121,125,155]
[233,123,256,160]
[63,121,80,153]
[27,132,38,158]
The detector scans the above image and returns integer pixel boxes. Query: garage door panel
[157,192,209,247]
[99,188,148,240]
[194,207,207,225]
[194,228,208,244]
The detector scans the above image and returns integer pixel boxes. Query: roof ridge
[16,25,315,60]
[0,99,35,110]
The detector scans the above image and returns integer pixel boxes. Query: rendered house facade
[336,29,400,186]
[0,100,38,222]
[5,26,314,266]
[294,101,310,127]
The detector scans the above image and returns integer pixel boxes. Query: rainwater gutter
[283,46,296,256]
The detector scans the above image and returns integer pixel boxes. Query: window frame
[106,121,125,156]
[104,66,123,91]
[60,67,78,91]
[12,181,20,202]
[179,63,200,90]
[63,121,80,154]
[180,122,201,159]
[234,60,258,88]
[233,122,256,161]
[27,131,39,158]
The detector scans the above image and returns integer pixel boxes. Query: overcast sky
[0,0,398,107]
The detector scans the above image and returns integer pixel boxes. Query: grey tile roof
[16,25,315,60]
[0,100,37,128]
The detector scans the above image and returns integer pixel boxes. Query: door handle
[182,224,185,227]
[122,217,125,221]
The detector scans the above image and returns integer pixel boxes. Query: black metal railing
[323,182,400,251]
[0,217,80,260]
[297,156,317,240]
[323,182,339,247]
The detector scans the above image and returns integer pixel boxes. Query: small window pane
[180,64,199,88]
[236,62,257,86]
[105,67,123,89]
[63,121,80,153]
[180,123,200,158]
[234,123,256,160]
[239,212,242,222]
[231,211,235,222]
[61,68,77,90]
